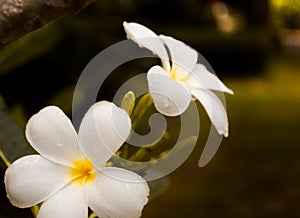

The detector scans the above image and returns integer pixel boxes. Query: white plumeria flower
[5,101,149,218]
[124,22,233,137]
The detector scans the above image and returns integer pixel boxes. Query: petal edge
[78,101,131,168]
[191,89,229,137]
[25,106,83,167]
[5,155,71,208]
[189,64,233,94]
[147,65,192,116]
[87,167,149,218]
[160,35,198,80]
[123,22,171,72]
[37,183,88,218]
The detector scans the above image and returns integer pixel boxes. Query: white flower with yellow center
[124,22,233,136]
[4,101,149,218]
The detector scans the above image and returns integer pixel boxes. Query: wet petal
[123,22,171,72]
[86,167,149,218]
[78,101,131,168]
[160,35,198,80]
[4,155,71,208]
[25,106,83,167]
[189,64,233,94]
[191,89,229,136]
[37,183,88,218]
[147,65,191,116]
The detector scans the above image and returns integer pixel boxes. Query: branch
[0,0,95,44]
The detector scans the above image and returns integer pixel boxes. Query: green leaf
[0,21,65,76]
[130,93,154,129]
[0,95,34,217]
[0,94,33,169]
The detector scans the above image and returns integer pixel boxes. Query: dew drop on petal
[55,139,64,147]
[31,135,37,141]
[162,98,170,108]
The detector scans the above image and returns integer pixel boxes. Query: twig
[0,0,95,44]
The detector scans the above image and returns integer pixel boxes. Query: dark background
[1,0,300,217]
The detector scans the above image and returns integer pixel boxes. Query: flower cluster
[5,102,149,218]
[4,22,232,218]
[124,22,233,136]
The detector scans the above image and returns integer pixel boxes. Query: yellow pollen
[70,158,96,186]
[170,70,177,80]
[169,69,187,82]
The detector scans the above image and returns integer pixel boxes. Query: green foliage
[271,0,300,29]
[0,95,33,217]
[0,22,65,76]
[0,94,33,170]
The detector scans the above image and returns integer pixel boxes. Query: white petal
[123,22,171,72]
[191,89,229,136]
[4,155,72,208]
[78,101,131,168]
[189,64,234,94]
[147,65,192,116]
[159,35,198,80]
[25,106,83,167]
[37,183,88,218]
[86,167,149,218]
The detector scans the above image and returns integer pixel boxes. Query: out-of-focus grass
[143,48,300,218]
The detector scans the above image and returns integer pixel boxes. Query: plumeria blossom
[5,101,149,218]
[124,22,233,136]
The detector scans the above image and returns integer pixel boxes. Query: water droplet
[163,98,170,108]
[31,135,37,141]
[56,139,64,147]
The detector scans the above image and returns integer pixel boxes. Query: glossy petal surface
[189,64,233,94]
[87,167,149,218]
[37,183,88,218]
[25,106,83,167]
[191,89,229,136]
[160,35,197,80]
[5,155,71,208]
[78,101,131,168]
[123,22,170,72]
[147,65,191,116]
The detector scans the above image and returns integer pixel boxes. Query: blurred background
[1,0,300,217]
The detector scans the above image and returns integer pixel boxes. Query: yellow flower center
[70,158,96,186]
[169,68,187,82]
[170,70,178,80]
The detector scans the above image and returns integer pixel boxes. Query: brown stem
[0,0,95,44]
